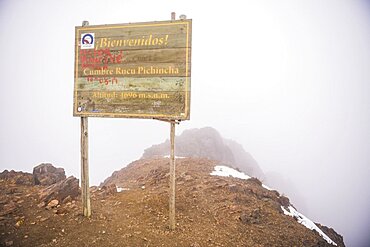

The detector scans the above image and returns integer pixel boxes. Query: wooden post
[80,20,91,217]
[81,117,91,217]
[168,12,177,230]
[169,121,176,230]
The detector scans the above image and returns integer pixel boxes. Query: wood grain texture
[77,63,190,78]
[74,19,191,120]
[80,117,91,217]
[169,122,176,230]
[76,77,187,91]
[77,48,188,66]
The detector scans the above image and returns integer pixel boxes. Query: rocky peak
[142,127,264,179]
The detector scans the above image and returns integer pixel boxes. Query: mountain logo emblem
[81,33,95,49]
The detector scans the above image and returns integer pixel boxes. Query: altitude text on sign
[73,20,192,120]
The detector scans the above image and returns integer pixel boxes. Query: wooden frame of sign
[74,19,192,120]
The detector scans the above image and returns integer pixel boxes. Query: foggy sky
[1,0,370,246]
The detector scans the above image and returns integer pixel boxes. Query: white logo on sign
[81,33,95,49]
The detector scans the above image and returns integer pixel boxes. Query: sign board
[74,20,192,120]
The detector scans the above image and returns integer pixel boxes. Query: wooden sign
[74,20,192,120]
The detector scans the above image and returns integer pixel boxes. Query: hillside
[0,159,345,246]
[105,158,345,246]
[0,159,345,247]
[142,127,264,179]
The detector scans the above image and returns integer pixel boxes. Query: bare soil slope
[1,158,344,247]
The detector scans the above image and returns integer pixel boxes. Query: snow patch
[262,184,272,190]
[281,206,337,246]
[210,165,336,245]
[210,165,272,190]
[163,155,187,159]
[116,187,129,192]
[210,165,250,180]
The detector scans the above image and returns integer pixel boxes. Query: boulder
[278,195,290,207]
[33,163,66,186]
[46,199,59,210]
[39,176,79,204]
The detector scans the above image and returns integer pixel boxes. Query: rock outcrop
[33,163,66,186]
[316,223,345,247]
[0,170,33,185]
[39,176,79,204]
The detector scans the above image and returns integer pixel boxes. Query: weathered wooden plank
[75,91,187,110]
[76,63,190,78]
[74,90,189,119]
[74,19,192,120]
[76,20,191,51]
[77,21,189,38]
[76,47,188,67]
[76,77,188,92]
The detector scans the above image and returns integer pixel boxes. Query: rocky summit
[0,158,345,246]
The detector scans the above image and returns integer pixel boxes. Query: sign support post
[169,120,176,229]
[80,20,91,217]
[168,12,177,230]
[81,116,91,217]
